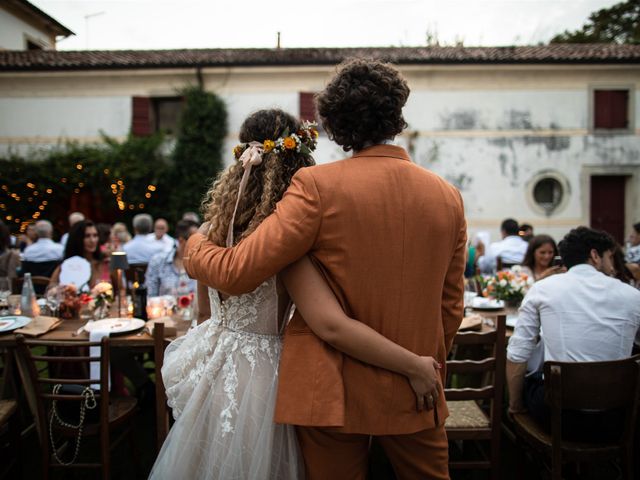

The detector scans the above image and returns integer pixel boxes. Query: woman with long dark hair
[521,234,565,281]
[49,220,109,288]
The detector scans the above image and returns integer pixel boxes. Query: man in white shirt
[123,214,167,264]
[146,218,175,251]
[60,212,85,247]
[507,226,640,427]
[477,218,529,274]
[22,220,64,262]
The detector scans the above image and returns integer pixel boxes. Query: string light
[76,163,83,170]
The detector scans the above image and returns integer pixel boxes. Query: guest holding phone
[520,234,565,282]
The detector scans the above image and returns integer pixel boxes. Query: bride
[149,109,441,479]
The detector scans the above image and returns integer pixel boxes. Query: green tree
[551,0,640,44]
[168,86,228,220]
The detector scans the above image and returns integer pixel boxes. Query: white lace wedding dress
[149,277,304,479]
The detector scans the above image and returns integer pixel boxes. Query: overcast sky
[33,0,621,51]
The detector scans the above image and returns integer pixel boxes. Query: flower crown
[233,121,319,160]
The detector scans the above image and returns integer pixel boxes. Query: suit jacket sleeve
[441,190,467,354]
[183,167,322,296]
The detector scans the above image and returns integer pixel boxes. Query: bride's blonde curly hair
[202,109,315,245]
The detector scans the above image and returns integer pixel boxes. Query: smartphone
[552,256,563,267]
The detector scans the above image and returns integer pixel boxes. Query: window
[533,178,563,214]
[131,96,184,136]
[526,171,569,217]
[592,88,632,131]
[152,97,184,135]
[299,92,316,122]
[26,40,43,50]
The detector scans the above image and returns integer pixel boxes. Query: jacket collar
[350,144,411,162]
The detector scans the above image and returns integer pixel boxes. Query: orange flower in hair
[283,137,296,150]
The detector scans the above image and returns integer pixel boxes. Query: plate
[471,298,505,311]
[0,316,32,333]
[83,318,145,335]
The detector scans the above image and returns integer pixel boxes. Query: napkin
[459,315,483,331]
[15,316,62,336]
[89,327,111,390]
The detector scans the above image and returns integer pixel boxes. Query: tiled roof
[1,44,639,71]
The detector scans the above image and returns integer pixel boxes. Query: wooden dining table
[0,315,191,452]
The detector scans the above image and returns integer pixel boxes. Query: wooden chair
[0,399,21,479]
[15,335,138,480]
[511,355,640,480]
[153,322,170,452]
[445,314,506,480]
[11,275,51,296]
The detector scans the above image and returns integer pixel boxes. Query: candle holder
[110,251,129,318]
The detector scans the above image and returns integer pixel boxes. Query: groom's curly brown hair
[315,58,410,152]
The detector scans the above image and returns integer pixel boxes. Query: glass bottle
[20,273,38,317]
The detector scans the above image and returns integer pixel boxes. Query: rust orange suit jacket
[184,144,467,435]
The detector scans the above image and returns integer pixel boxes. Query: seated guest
[507,226,640,432]
[49,220,110,289]
[518,223,534,242]
[17,223,37,252]
[22,220,64,277]
[107,222,131,253]
[625,222,640,264]
[145,220,196,296]
[477,218,528,273]
[122,214,166,264]
[182,211,200,225]
[146,218,175,251]
[60,212,85,247]
[520,234,565,281]
[0,220,20,278]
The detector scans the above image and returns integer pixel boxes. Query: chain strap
[49,384,97,466]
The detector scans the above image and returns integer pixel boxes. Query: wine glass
[463,279,478,311]
[0,277,10,315]
[45,286,62,318]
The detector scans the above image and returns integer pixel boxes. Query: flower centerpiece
[58,285,82,319]
[89,282,114,319]
[480,266,534,307]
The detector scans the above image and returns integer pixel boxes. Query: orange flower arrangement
[233,121,318,160]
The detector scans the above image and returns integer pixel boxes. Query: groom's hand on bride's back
[407,356,442,412]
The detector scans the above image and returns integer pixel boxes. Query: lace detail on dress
[152,276,303,479]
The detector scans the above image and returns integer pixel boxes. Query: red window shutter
[594,90,629,129]
[299,92,316,122]
[132,96,152,136]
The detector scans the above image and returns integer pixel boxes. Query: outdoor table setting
[0,281,193,453]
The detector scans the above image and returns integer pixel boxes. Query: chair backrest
[21,260,61,279]
[15,335,111,458]
[11,275,51,295]
[544,355,640,446]
[446,315,507,423]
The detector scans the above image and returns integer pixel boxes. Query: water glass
[0,277,10,315]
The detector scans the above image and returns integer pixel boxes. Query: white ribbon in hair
[226,141,264,247]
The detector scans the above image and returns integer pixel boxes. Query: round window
[531,177,564,215]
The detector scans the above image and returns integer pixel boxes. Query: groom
[184,58,466,479]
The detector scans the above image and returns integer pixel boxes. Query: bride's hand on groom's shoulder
[407,356,442,412]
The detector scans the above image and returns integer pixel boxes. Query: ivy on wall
[0,133,168,234]
[0,85,228,235]
[168,86,228,220]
